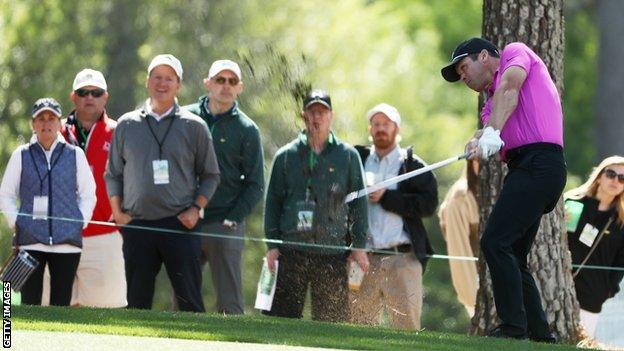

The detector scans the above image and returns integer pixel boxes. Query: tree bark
[104,0,147,118]
[471,0,580,342]
[596,0,624,159]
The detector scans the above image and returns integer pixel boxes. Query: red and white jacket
[61,111,117,236]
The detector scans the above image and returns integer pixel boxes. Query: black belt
[373,243,412,255]
[506,142,562,162]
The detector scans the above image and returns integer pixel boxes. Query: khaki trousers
[349,252,422,330]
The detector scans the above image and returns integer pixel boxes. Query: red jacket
[61,111,117,236]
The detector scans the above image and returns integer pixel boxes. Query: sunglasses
[603,169,624,184]
[75,88,106,98]
[212,76,239,86]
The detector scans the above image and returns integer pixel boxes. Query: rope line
[2,210,623,271]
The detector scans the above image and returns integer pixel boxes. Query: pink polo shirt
[480,42,563,160]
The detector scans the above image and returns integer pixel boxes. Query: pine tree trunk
[470,0,580,342]
[104,0,147,118]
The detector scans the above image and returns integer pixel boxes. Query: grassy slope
[12,305,591,351]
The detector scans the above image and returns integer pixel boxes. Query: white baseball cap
[147,54,183,80]
[366,103,401,127]
[73,69,107,91]
[208,59,241,80]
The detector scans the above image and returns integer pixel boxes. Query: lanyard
[145,114,175,159]
[573,216,614,279]
[76,121,90,150]
[28,143,66,193]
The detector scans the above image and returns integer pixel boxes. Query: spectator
[105,54,220,312]
[0,98,96,306]
[186,59,264,314]
[351,103,438,330]
[263,89,369,322]
[438,159,480,316]
[58,68,127,307]
[565,156,624,337]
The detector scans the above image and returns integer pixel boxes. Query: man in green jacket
[263,89,369,322]
[186,59,264,314]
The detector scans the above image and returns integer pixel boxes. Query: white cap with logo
[366,103,401,127]
[148,54,183,80]
[73,69,107,91]
[208,59,241,80]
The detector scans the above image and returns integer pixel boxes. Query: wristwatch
[223,219,238,228]
[190,203,202,211]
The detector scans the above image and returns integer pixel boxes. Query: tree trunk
[471,0,580,342]
[596,0,624,159]
[104,0,147,118]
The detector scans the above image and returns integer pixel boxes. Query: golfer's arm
[485,66,527,131]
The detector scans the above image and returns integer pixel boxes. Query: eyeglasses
[212,76,239,86]
[603,169,624,184]
[75,88,106,98]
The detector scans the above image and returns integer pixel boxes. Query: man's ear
[480,49,489,62]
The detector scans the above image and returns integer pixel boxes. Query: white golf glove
[478,126,504,160]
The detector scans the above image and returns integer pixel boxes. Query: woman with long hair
[565,156,624,337]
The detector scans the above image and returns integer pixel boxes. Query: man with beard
[351,103,438,330]
[263,89,369,322]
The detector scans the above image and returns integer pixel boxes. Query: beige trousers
[42,232,127,307]
[349,252,423,330]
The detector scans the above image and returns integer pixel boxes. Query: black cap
[441,38,499,82]
[303,89,332,110]
[31,98,62,118]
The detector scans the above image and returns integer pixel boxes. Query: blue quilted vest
[15,142,83,248]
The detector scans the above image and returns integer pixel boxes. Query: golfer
[441,38,565,342]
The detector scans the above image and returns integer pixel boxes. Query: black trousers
[121,216,205,312]
[481,143,566,338]
[263,249,348,322]
[21,250,81,306]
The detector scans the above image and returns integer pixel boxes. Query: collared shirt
[480,42,564,159]
[105,102,220,220]
[186,96,264,223]
[264,131,368,253]
[144,99,175,122]
[0,135,96,253]
[364,144,411,249]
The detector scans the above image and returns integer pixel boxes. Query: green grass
[13,305,590,351]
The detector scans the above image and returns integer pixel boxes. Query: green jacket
[264,131,368,254]
[186,96,264,223]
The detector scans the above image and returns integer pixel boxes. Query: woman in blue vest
[0,98,96,306]
[565,156,624,337]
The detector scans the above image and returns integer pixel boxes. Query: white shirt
[364,144,411,249]
[145,99,175,122]
[0,135,97,253]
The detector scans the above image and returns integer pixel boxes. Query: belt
[372,243,412,255]
[506,142,562,162]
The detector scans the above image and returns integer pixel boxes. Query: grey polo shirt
[105,102,220,220]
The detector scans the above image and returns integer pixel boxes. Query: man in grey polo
[105,54,220,312]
